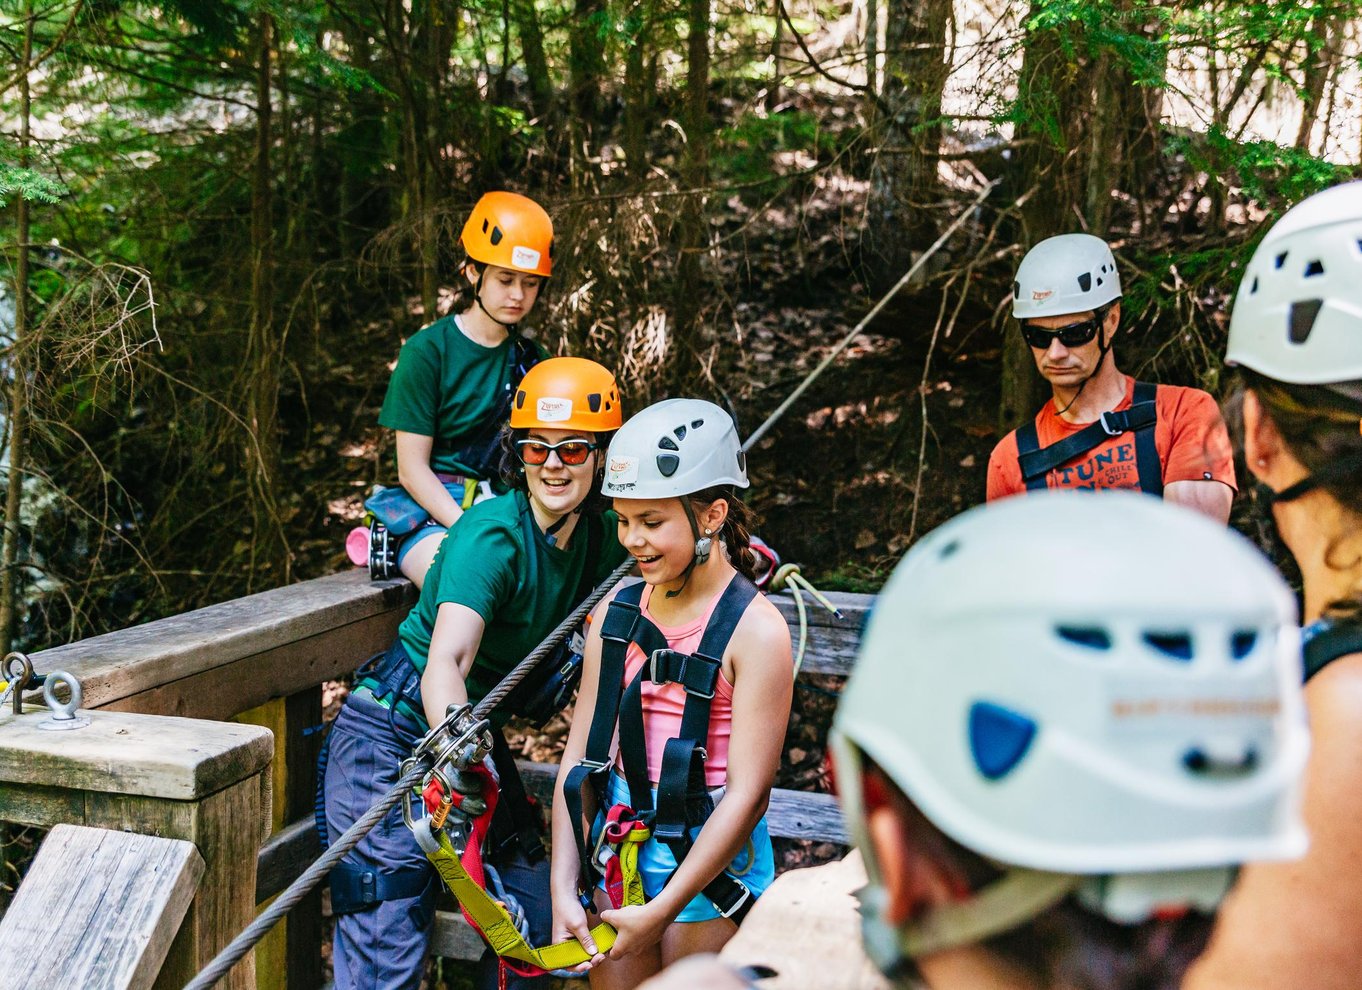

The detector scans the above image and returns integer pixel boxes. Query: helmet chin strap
[665,498,714,599]
[1053,304,1115,418]
[1263,452,1362,504]
[858,863,1235,977]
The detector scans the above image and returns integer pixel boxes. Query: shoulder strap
[1131,381,1163,496]
[1016,388,1159,492]
[1304,619,1362,682]
[1015,419,1046,492]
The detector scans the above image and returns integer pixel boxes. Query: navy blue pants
[323,690,552,990]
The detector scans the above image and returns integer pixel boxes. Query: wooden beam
[768,590,872,678]
[27,571,415,711]
[0,707,272,801]
[0,824,204,990]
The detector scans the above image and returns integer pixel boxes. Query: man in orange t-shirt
[986,234,1235,521]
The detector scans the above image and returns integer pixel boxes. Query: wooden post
[0,824,204,990]
[0,706,273,990]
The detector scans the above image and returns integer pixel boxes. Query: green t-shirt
[396,491,628,723]
[378,315,542,478]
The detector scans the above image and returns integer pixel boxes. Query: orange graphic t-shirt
[986,377,1236,499]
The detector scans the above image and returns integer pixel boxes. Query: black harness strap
[566,574,761,922]
[1304,619,1362,682]
[1016,381,1162,495]
[563,580,667,896]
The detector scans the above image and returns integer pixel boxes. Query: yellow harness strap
[424,829,618,970]
[604,820,651,909]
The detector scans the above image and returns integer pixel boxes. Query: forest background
[2,0,1356,660]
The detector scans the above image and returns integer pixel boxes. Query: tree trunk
[1296,17,1340,153]
[245,12,288,586]
[622,0,654,178]
[863,0,952,290]
[0,0,35,654]
[513,0,552,120]
[569,0,606,157]
[670,0,712,389]
[1000,3,1089,432]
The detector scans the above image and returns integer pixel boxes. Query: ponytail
[688,485,759,582]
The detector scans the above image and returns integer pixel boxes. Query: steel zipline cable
[182,557,636,990]
[183,182,996,990]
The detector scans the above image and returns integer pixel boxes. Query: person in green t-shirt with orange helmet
[363,192,555,589]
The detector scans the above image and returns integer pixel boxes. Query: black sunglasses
[1020,309,1107,350]
[515,439,598,466]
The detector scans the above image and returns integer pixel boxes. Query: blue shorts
[591,771,775,923]
[394,479,473,565]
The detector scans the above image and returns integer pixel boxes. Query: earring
[1256,458,1267,467]
[705,528,713,535]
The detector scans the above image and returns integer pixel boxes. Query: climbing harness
[405,755,618,977]
[562,573,762,925]
[1014,381,1162,495]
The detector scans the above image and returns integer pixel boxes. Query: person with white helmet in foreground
[632,491,1310,990]
[550,398,794,988]
[1183,183,1362,990]
[987,234,1236,521]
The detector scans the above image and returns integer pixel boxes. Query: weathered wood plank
[28,571,414,710]
[768,590,872,678]
[256,817,320,904]
[0,708,273,801]
[0,824,204,990]
[430,911,491,961]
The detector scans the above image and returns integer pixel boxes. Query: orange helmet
[461,192,554,277]
[510,357,623,433]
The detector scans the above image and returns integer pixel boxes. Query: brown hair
[687,484,759,582]
[1240,369,1362,621]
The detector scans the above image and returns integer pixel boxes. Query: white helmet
[1012,233,1122,319]
[1228,181,1362,384]
[831,492,1308,960]
[601,398,749,499]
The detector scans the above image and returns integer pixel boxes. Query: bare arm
[1164,479,1233,524]
[396,430,465,529]
[1184,655,1362,990]
[419,602,486,728]
[604,597,794,955]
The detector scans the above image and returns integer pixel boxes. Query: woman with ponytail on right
[1185,182,1362,990]
[550,398,794,989]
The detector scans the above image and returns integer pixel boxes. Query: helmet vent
[588,393,602,413]
[515,390,526,409]
[937,539,960,560]
[1275,251,1288,269]
[737,449,746,471]
[1013,280,1021,299]
[1304,259,1325,277]
[1144,631,1193,662]
[481,219,489,233]
[1250,276,1259,295]
[658,435,679,451]
[656,453,680,477]
[674,425,687,441]
[490,226,503,246]
[1077,272,1093,292]
[1288,298,1324,343]
[968,702,1037,781]
[692,419,704,429]
[1230,631,1258,660]
[1056,626,1112,651]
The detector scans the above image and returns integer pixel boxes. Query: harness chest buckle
[715,876,752,920]
[649,649,717,700]
[1098,410,1124,436]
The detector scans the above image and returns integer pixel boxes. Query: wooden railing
[1,569,871,988]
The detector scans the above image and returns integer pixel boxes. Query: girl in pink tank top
[550,399,794,989]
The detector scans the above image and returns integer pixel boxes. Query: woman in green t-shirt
[374,191,554,589]
[325,357,628,990]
